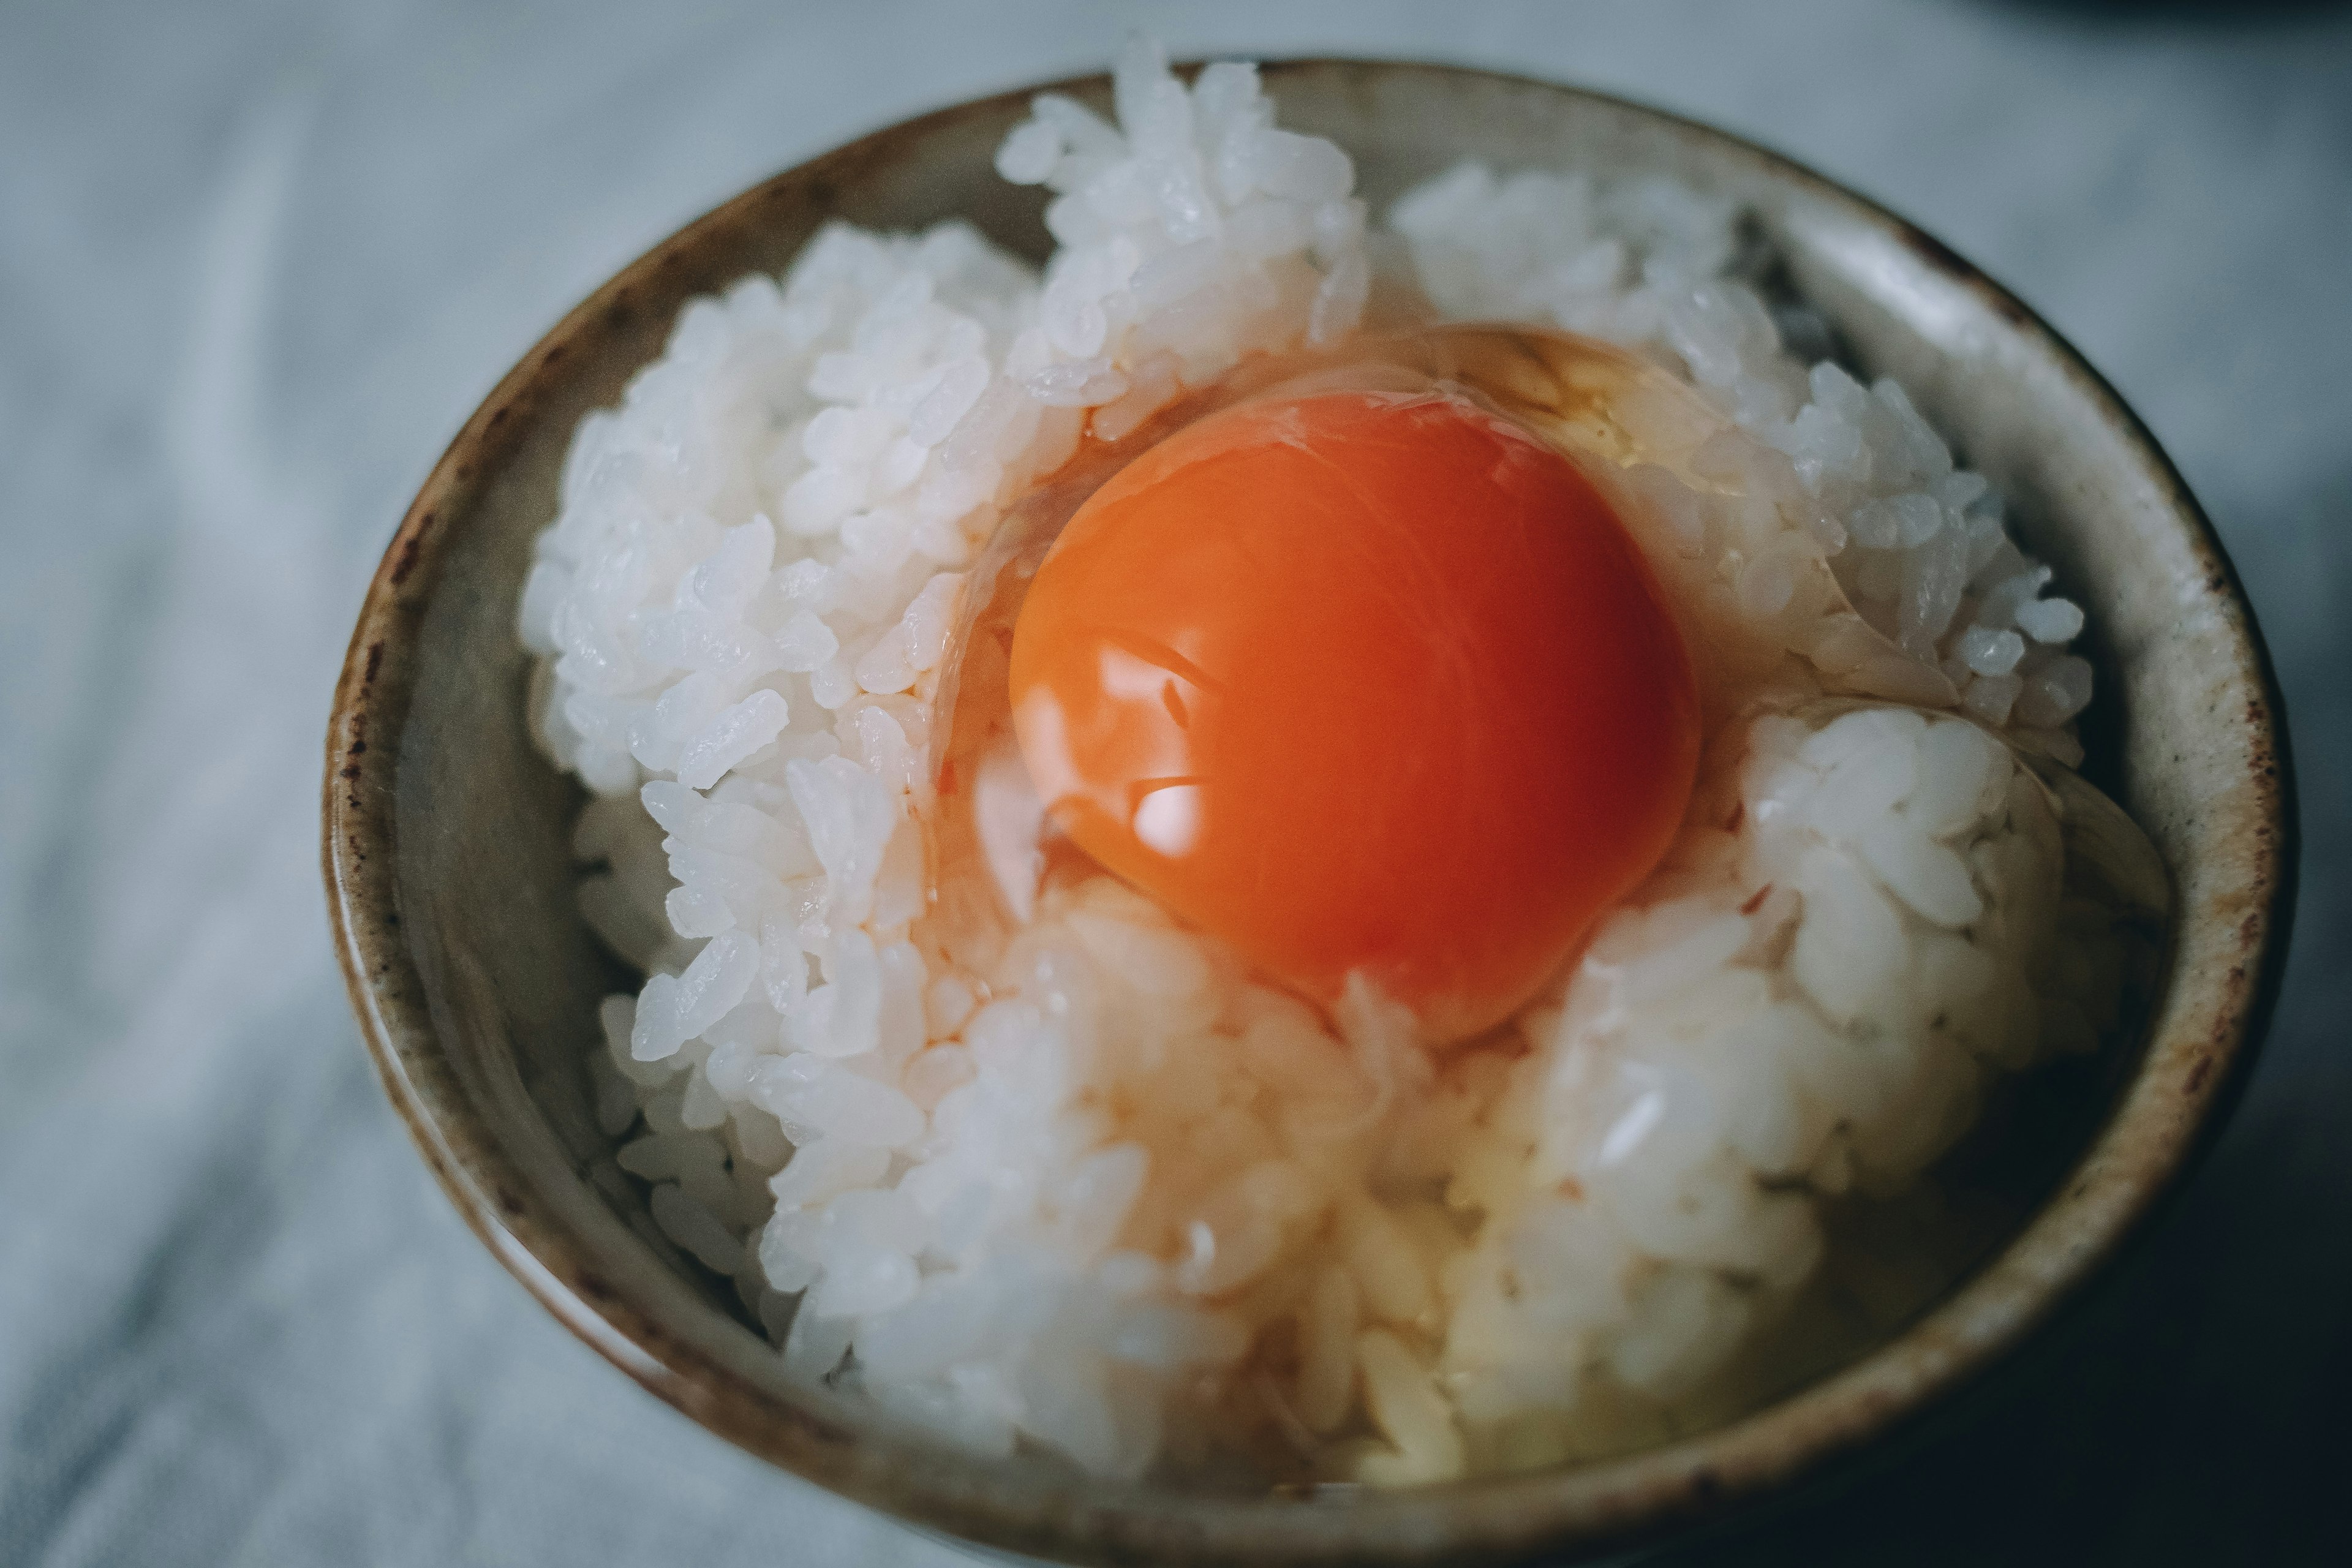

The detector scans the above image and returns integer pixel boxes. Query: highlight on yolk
[1007,388,1702,1041]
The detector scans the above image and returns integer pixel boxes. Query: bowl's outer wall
[324,59,2293,1568]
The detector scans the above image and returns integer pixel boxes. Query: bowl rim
[323,55,2297,1566]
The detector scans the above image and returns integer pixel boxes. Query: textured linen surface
[2,2,2347,1564]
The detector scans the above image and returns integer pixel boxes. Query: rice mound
[519,37,2105,1483]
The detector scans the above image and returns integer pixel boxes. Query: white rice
[519,37,2113,1483]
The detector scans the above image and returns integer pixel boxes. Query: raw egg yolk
[1007,389,1700,1040]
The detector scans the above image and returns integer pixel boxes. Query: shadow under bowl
[323,58,2294,1567]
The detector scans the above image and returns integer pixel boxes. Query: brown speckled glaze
[323,61,2294,1567]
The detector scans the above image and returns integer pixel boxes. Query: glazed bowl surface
[323,58,2293,1567]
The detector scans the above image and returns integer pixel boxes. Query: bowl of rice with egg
[326,42,2293,1566]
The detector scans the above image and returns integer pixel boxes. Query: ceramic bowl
[323,59,2294,1566]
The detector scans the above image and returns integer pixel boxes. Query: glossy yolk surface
[1007,389,1701,1041]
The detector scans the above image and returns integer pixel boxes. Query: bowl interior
[326,59,2290,1567]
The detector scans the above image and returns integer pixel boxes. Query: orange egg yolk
[1006,388,1701,1040]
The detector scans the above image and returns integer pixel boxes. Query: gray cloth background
[3,2,2346,1562]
